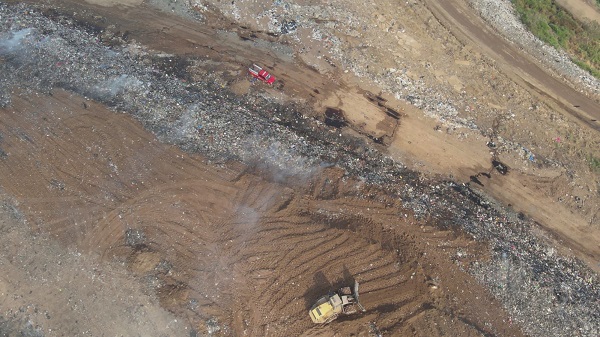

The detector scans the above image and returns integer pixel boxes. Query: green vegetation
[590,155,600,172]
[512,0,600,78]
[573,58,600,78]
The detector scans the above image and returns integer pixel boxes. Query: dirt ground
[0,0,599,336]
[0,90,523,336]
[555,0,600,24]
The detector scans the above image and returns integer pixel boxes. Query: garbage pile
[408,181,599,337]
[0,3,598,336]
[205,0,479,130]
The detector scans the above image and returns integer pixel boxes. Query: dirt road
[425,0,600,130]
[421,0,600,268]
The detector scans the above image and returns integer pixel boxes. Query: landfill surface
[0,0,598,336]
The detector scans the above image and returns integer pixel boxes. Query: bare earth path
[555,0,600,24]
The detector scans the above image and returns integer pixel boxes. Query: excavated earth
[0,0,599,336]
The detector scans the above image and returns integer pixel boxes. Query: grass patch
[512,0,600,79]
[573,58,600,78]
[590,155,600,172]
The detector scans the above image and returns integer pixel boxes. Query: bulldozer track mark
[380,302,436,331]
[0,87,524,335]
[267,235,348,277]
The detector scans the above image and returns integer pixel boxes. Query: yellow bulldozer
[309,281,366,324]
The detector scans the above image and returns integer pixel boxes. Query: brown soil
[423,0,600,271]
[0,90,522,336]
[37,0,600,271]
[1,0,599,336]
[555,0,600,24]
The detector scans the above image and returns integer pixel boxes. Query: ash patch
[146,0,204,21]
[125,228,146,248]
[149,54,192,81]
[324,107,348,128]
[0,317,44,337]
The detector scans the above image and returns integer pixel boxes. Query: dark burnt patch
[450,183,490,210]
[470,175,484,186]
[385,107,401,120]
[149,55,192,81]
[368,135,387,145]
[41,7,106,37]
[492,159,509,175]
[324,108,348,128]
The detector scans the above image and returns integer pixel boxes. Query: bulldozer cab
[309,281,365,324]
[309,293,342,324]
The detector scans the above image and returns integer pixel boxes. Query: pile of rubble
[0,3,598,336]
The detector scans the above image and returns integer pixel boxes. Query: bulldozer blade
[354,281,366,312]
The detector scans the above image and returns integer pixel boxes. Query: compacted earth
[0,0,599,336]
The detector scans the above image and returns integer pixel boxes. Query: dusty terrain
[555,0,600,24]
[0,0,599,336]
[0,90,523,336]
